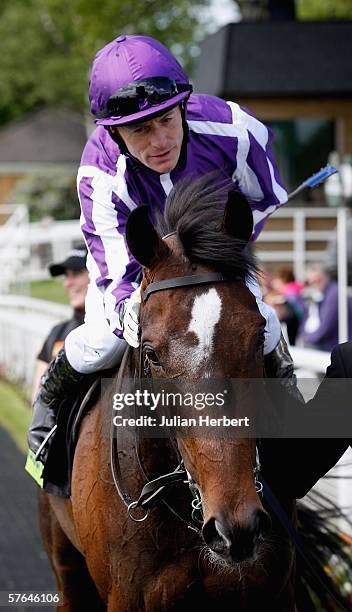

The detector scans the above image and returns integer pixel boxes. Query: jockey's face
[112,106,183,173]
[63,269,89,311]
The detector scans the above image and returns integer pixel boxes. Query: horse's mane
[157,173,257,281]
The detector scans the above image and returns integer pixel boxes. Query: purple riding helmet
[89,35,193,127]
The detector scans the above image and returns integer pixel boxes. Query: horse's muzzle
[202,508,272,564]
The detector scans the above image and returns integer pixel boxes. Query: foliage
[233,0,352,21]
[0,0,211,126]
[10,170,80,221]
[297,0,352,20]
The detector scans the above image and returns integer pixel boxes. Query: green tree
[233,0,352,21]
[10,170,79,221]
[297,0,352,20]
[0,0,210,126]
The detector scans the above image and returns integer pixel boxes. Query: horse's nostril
[202,510,271,563]
[202,517,231,556]
[202,517,219,549]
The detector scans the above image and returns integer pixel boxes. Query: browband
[142,272,230,303]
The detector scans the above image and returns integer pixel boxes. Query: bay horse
[38,176,298,611]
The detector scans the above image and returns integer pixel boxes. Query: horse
[38,175,299,611]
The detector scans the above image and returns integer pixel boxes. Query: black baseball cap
[49,245,88,277]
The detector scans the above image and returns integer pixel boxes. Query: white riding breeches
[65,275,281,373]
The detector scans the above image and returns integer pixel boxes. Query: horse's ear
[126,205,169,268]
[223,190,253,245]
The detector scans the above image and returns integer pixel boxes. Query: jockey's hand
[120,287,141,348]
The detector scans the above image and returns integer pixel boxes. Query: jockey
[27,34,294,473]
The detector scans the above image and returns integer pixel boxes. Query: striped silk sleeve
[77,165,141,337]
[227,101,288,241]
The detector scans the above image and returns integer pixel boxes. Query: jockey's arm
[227,105,289,355]
[77,166,142,341]
[229,103,287,241]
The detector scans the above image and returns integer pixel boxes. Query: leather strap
[143,272,230,303]
[133,469,187,509]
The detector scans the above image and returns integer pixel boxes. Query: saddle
[42,375,103,497]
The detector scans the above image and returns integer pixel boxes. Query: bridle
[110,269,263,533]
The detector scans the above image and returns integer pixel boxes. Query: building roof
[0,108,87,164]
[193,21,352,98]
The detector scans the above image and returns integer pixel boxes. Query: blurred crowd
[261,259,352,352]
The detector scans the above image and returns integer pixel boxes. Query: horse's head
[126,175,271,566]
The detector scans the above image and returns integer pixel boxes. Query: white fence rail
[257,206,350,344]
[0,204,30,293]
[0,295,70,388]
[256,206,343,280]
[0,204,346,285]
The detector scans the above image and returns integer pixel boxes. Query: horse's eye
[145,348,160,366]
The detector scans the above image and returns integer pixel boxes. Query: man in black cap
[31,245,89,402]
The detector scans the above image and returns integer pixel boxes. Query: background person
[264,265,305,345]
[31,246,88,402]
[298,263,352,352]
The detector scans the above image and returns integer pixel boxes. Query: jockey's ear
[223,190,253,245]
[126,205,170,269]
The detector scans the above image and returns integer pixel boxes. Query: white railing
[0,295,70,389]
[0,204,30,293]
[257,206,350,344]
[0,205,345,286]
[23,219,82,282]
[0,210,82,288]
[256,206,343,279]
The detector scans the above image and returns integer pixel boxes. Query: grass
[30,279,69,304]
[11,278,69,304]
[0,378,31,454]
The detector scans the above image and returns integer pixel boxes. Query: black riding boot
[260,333,305,498]
[264,332,303,402]
[28,348,87,464]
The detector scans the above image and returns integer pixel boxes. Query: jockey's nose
[150,126,168,150]
[202,507,271,563]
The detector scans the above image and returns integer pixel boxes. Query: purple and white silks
[70,94,286,369]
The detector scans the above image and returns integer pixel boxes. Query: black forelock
[156,173,257,281]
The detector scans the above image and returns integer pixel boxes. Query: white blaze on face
[187,288,222,370]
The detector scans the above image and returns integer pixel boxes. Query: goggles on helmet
[95,77,192,120]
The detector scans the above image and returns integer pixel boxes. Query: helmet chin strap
[105,101,190,165]
[107,127,129,154]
